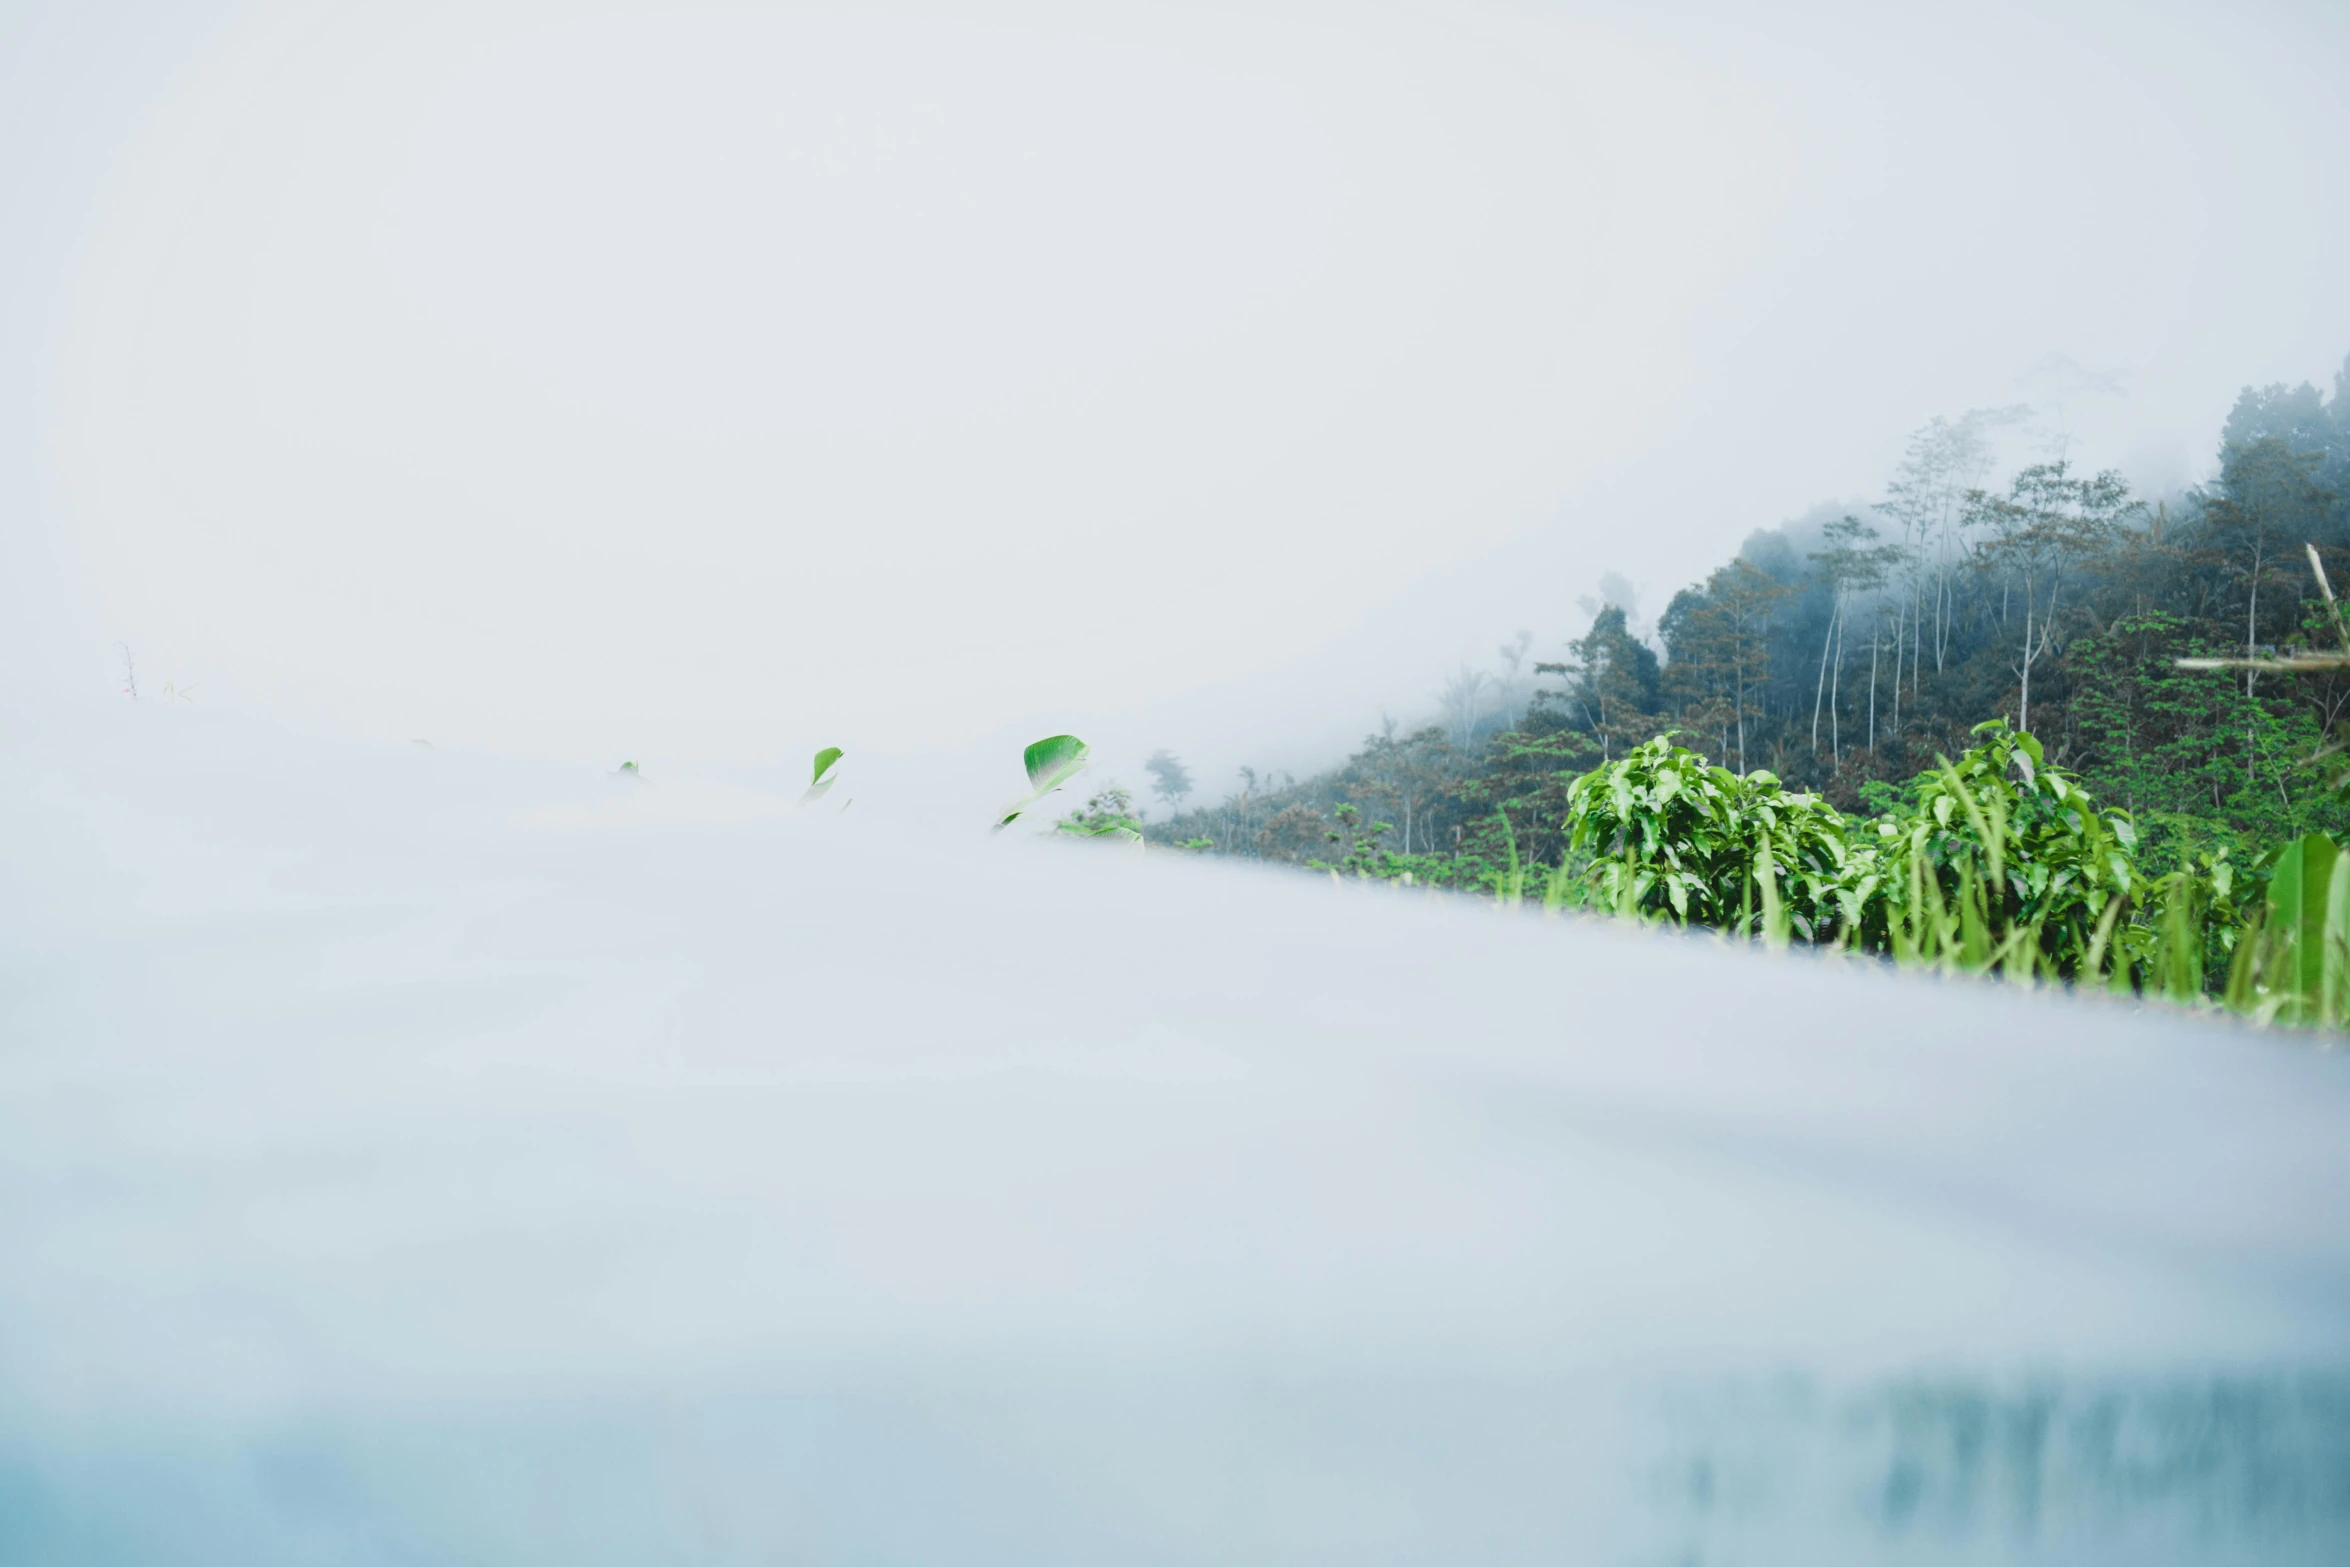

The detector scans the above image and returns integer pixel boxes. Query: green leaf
[2265,832,2340,1021]
[1024,734,1090,794]
[802,746,845,803]
[995,734,1092,831]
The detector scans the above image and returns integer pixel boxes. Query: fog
[6,3,2350,1558]
[5,704,2347,1560]
[7,0,2349,790]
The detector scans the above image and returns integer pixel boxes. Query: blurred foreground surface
[2,706,2347,1564]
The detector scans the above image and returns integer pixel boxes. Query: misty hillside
[1145,354,2350,887]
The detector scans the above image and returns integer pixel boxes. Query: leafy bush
[1560,737,1861,940]
[1105,716,2341,1030]
[1055,787,1144,843]
[2218,831,2350,1025]
[1863,721,2141,979]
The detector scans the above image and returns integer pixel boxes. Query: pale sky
[6,0,2348,791]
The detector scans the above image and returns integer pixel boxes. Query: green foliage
[1865,721,2139,979]
[1658,558,1788,775]
[1561,737,1859,939]
[2068,612,2336,855]
[1024,734,1089,793]
[1525,723,2326,1024]
[2221,832,2350,1026]
[1346,727,1464,858]
[1533,605,1660,761]
[802,746,845,803]
[1553,724,2348,1028]
[998,734,1091,829]
[1055,786,1145,845]
[1449,727,1595,872]
[1493,809,1526,908]
[1309,803,1394,878]
[1130,351,2350,1032]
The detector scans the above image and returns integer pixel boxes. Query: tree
[2206,437,2336,695]
[1436,666,1491,747]
[1490,630,1536,731]
[2068,610,2331,856]
[1660,559,1788,774]
[1351,726,1455,855]
[1143,749,1193,817]
[1808,515,1901,761]
[1538,605,1660,762]
[2221,369,2346,501]
[1968,461,2140,734]
[1880,407,2027,679]
[1254,802,1328,863]
[1145,345,2350,951]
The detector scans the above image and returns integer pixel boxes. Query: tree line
[1141,354,2350,885]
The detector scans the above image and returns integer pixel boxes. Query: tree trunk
[1868,617,1881,753]
[1734,654,1747,774]
[1812,592,1838,754]
[2246,540,2264,700]
[1915,579,1926,693]
[2018,577,2033,734]
[1933,548,1949,672]
[1829,606,1845,761]
[1889,599,1903,739]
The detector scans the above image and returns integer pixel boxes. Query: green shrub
[1055,787,1144,843]
[1864,721,2141,980]
[1561,737,1862,940]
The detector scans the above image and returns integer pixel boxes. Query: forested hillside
[1142,356,2350,887]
